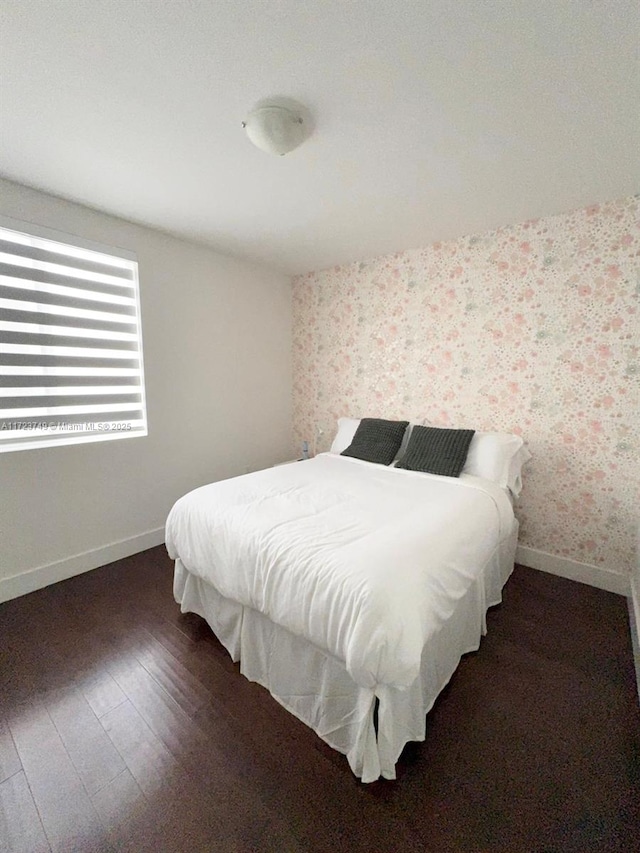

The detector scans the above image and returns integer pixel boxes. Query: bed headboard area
[292,194,639,578]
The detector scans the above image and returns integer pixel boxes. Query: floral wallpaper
[292,195,640,576]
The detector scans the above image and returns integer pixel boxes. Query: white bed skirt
[173,520,519,783]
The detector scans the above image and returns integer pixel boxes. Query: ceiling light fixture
[242,101,309,156]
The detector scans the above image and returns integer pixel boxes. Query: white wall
[0,179,292,601]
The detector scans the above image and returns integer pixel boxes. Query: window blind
[0,219,147,452]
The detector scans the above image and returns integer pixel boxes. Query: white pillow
[462,432,531,496]
[506,443,532,497]
[329,417,360,454]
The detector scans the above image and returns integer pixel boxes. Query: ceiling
[1,1,638,275]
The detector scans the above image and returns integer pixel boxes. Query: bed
[166,424,527,782]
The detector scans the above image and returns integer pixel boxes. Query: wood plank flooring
[1,547,638,852]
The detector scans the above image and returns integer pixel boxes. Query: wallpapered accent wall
[292,195,639,576]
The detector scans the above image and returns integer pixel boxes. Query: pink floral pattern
[293,195,640,575]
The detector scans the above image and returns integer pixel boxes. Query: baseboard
[0,527,166,604]
[629,577,640,702]
[516,545,630,596]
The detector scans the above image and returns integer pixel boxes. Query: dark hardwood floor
[1,547,638,853]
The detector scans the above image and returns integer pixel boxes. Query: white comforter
[165,454,514,691]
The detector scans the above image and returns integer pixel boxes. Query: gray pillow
[396,425,475,477]
[341,418,409,466]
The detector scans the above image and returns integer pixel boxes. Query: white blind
[0,219,147,453]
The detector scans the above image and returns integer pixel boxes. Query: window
[0,217,147,453]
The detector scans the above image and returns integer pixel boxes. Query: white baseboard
[629,577,640,702]
[516,545,630,596]
[0,527,166,604]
